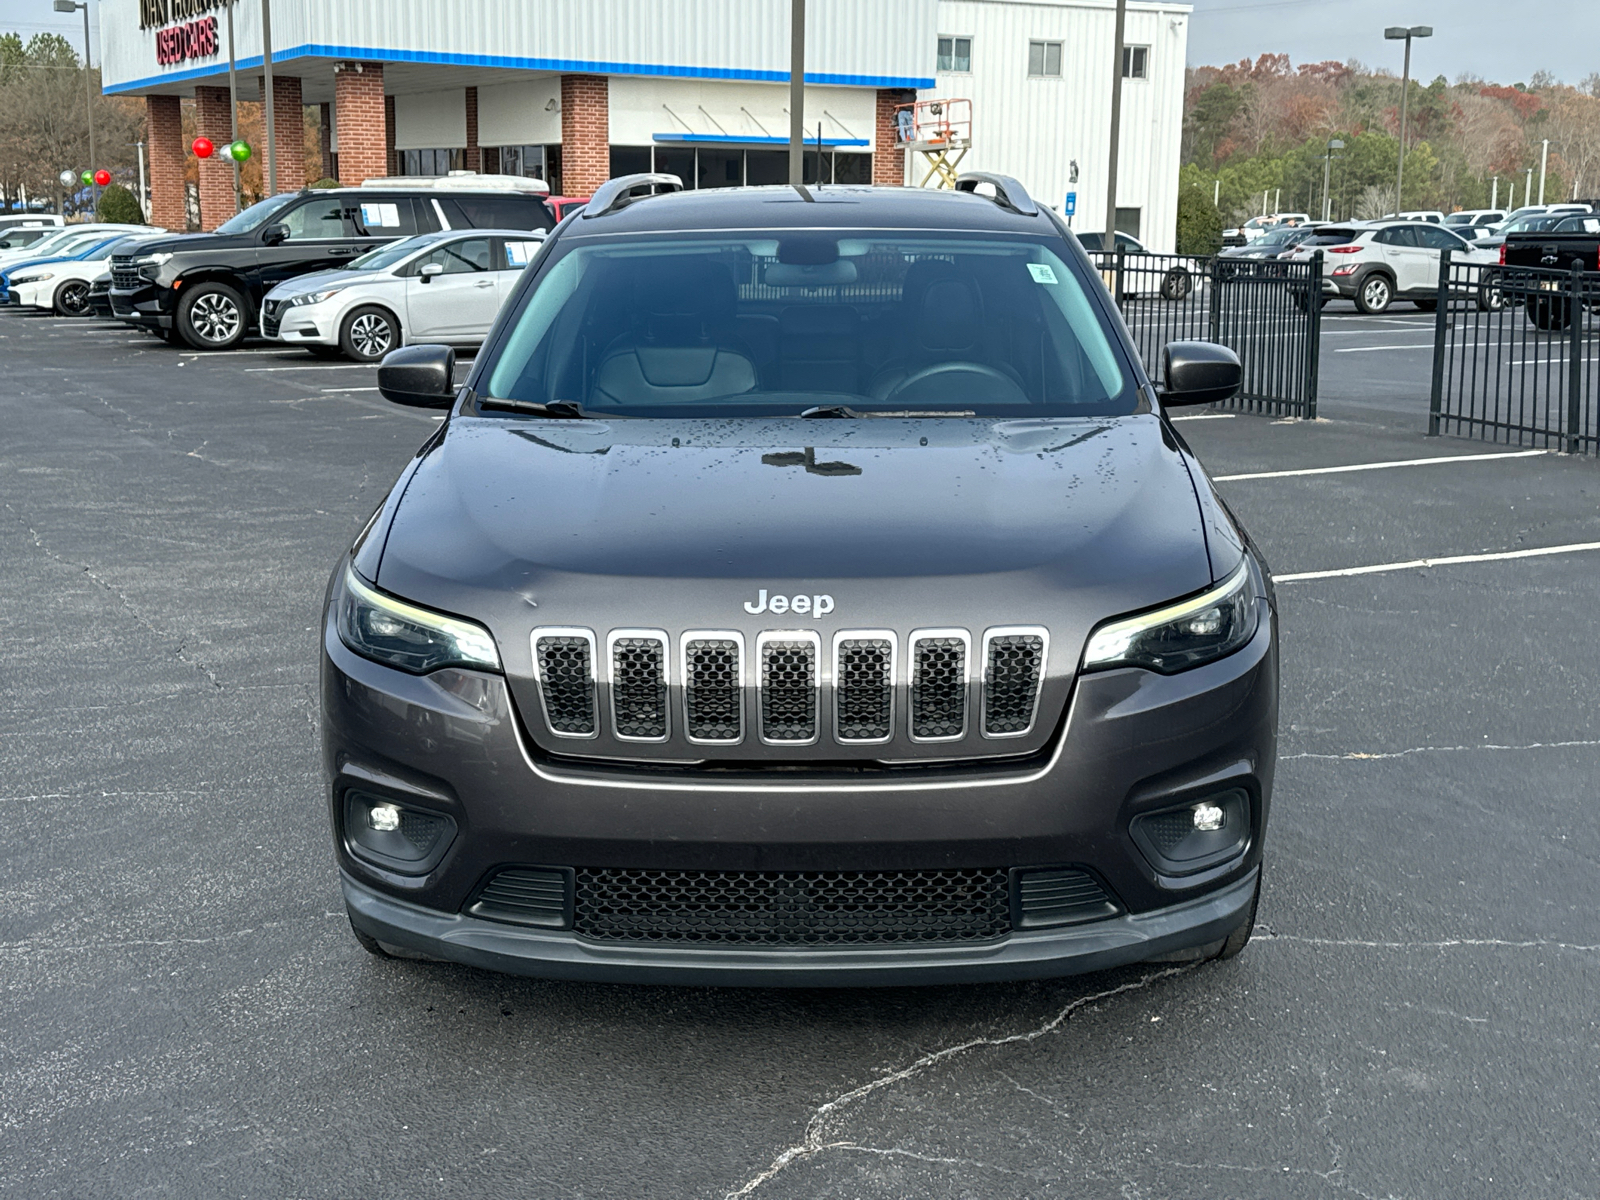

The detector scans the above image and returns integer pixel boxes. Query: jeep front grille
[532,628,597,737]
[909,630,970,741]
[683,634,743,743]
[608,631,669,741]
[834,634,894,743]
[758,632,819,743]
[981,628,1048,737]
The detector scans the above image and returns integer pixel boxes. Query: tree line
[1175,53,1600,250]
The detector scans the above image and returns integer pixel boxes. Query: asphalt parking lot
[4,305,1598,1199]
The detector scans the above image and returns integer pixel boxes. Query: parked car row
[2,176,585,361]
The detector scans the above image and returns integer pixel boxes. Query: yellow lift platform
[893,98,972,189]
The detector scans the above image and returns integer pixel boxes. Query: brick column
[146,94,187,231]
[193,85,234,230]
[258,74,304,192]
[385,94,397,176]
[464,86,480,172]
[873,89,915,186]
[333,62,387,185]
[560,74,609,195]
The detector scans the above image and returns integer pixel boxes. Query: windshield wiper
[477,396,592,419]
[799,405,979,419]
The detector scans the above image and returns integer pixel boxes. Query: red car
[545,196,590,222]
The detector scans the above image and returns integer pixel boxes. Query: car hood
[267,268,394,299]
[114,231,254,257]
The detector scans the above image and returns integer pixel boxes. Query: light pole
[54,0,95,206]
[788,0,805,184]
[1538,138,1549,205]
[1384,24,1431,215]
[1322,138,1345,220]
[1104,0,1128,249]
[262,0,277,196]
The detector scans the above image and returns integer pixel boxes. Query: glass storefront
[606,145,871,188]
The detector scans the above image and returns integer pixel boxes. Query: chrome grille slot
[683,633,744,743]
[981,627,1048,738]
[608,630,669,742]
[834,633,895,743]
[909,630,969,741]
[110,257,141,290]
[531,628,597,737]
[758,632,819,744]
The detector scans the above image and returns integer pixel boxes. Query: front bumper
[262,298,338,345]
[322,572,1277,985]
[11,280,49,309]
[110,282,172,328]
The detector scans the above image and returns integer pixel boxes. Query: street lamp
[1322,138,1345,221]
[54,0,95,204]
[1384,25,1432,216]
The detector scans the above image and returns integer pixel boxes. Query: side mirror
[262,222,289,246]
[377,344,456,409]
[1158,341,1242,408]
[418,262,443,282]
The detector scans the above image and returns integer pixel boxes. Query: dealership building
[102,0,1190,249]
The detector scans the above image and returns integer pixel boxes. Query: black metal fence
[1428,251,1598,455]
[1089,249,1324,419]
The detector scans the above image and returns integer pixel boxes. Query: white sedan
[9,233,165,316]
[261,228,545,361]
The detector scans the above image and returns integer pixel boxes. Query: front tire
[1160,267,1191,301]
[340,305,400,362]
[1215,871,1261,960]
[52,279,91,316]
[177,281,248,350]
[1354,273,1393,314]
[1413,297,1438,312]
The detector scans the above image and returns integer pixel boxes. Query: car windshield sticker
[1027,262,1058,285]
[361,203,401,229]
[505,240,539,267]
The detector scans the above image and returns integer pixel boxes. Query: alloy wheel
[56,281,90,316]
[190,292,241,343]
[349,313,394,359]
[1361,277,1391,313]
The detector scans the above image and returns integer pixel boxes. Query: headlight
[1082,562,1258,675]
[133,252,172,267]
[335,565,501,674]
[288,287,345,307]
[11,271,53,284]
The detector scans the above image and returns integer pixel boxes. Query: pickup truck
[1499,214,1600,329]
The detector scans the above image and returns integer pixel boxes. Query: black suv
[109,185,555,350]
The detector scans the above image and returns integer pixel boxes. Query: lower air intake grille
[535,633,596,735]
[911,635,967,739]
[835,637,893,741]
[1014,868,1120,928]
[685,637,742,741]
[611,635,668,740]
[983,632,1045,735]
[760,637,817,742]
[572,867,1011,946]
[466,867,572,928]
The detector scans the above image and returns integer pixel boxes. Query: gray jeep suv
[321,173,1277,985]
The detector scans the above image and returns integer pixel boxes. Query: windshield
[346,235,438,272]
[483,230,1134,418]
[214,193,298,235]
[1503,215,1563,234]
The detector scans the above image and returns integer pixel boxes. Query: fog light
[1192,801,1225,832]
[368,802,401,832]
[1129,788,1251,877]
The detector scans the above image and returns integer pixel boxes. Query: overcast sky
[1184,0,1598,86]
[2,0,1596,89]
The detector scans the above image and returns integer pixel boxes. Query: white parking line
[243,364,374,372]
[1275,541,1600,584]
[1169,413,1235,422]
[1333,343,1437,353]
[1215,449,1546,482]
[320,386,379,392]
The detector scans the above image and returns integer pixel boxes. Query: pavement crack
[1280,738,1600,761]
[1256,932,1600,952]
[723,966,1193,1198]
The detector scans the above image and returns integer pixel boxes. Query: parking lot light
[1192,801,1225,832]
[1384,25,1432,215]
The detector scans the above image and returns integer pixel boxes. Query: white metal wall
[929,0,1190,252]
[102,0,939,94]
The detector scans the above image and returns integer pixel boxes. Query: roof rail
[582,173,684,219]
[954,172,1038,217]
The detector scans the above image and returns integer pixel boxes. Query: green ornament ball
[80,170,93,185]
[228,140,252,163]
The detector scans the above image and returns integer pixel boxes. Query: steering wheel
[882,361,1029,406]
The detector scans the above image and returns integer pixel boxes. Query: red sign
[155,15,217,66]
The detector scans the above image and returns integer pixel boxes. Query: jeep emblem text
[743,589,835,617]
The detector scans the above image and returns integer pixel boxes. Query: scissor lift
[893,98,972,189]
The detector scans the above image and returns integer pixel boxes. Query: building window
[937,36,971,73]
[1027,41,1063,77]
[400,148,465,176]
[1122,46,1149,79]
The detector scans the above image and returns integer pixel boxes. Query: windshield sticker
[361,202,401,228]
[1027,263,1058,285]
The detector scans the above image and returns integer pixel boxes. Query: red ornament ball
[192,137,214,159]
[93,168,111,186]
